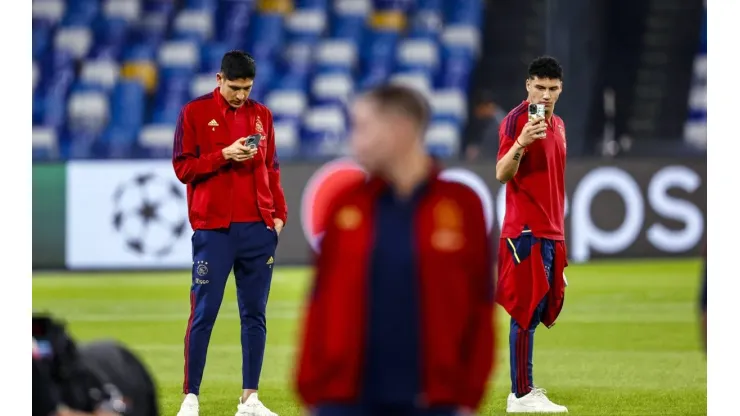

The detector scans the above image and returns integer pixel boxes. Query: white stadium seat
[54,27,93,59]
[139,124,176,148]
[158,41,199,69]
[80,60,121,90]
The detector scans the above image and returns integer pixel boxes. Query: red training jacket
[295,168,496,410]
[172,90,287,230]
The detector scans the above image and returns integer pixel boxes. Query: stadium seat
[121,60,158,94]
[441,25,480,55]
[265,90,308,120]
[273,120,300,158]
[89,17,131,59]
[67,91,110,135]
[389,71,432,98]
[311,72,354,105]
[33,61,40,92]
[200,42,230,73]
[32,0,66,25]
[444,0,481,26]
[438,45,476,89]
[285,9,327,43]
[247,13,286,60]
[216,0,255,45]
[186,0,220,10]
[281,41,315,75]
[408,9,442,39]
[33,21,53,60]
[300,105,347,158]
[257,0,293,14]
[79,60,120,91]
[430,89,467,124]
[54,26,94,59]
[32,127,59,160]
[190,74,216,99]
[109,80,146,132]
[60,0,99,27]
[139,124,176,149]
[296,0,330,9]
[425,121,459,158]
[102,0,141,22]
[173,9,215,43]
[158,41,200,70]
[315,39,357,71]
[396,38,439,74]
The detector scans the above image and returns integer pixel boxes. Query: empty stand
[32,0,483,159]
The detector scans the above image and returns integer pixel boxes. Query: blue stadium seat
[408,10,443,39]
[246,13,285,60]
[152,67,192,124]
[88,17,130,60]
[430,89,467,125]
[79,59,120,92]
[396,38,439,74]
[186,0,219,10]
[415,0,443,11]
[300,105,348,158]
[109,80,146,133]
[358,30,400,89]
[311,71,354,106]
[444,0,481,26]
[32,0,65,26]
[296,0,330,9]
[32,127,60,161]
[315,40,357,71]
[173,9,215,43]
[60,0,99,27]
[54,26,94,59]
[32,20,54,60]
[216,0,255,46]
[265,90,308,122]
[200,42,231,73]
[273,120,300,159]
[33,61,41,93]
[285,9,327,44]
[138,124,177,159]
[190,74,216,99]
[66,90,110,136]
[437,44,476,89]
[373,0,413,12]
[425,121,460,158]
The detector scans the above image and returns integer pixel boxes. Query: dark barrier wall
[32,159,706,270]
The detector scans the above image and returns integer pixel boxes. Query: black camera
[33,313,159,416]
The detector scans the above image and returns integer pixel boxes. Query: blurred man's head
[217,50,256,108]
[525,56,563,114]
[349,84,430,174]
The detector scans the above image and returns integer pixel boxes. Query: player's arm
[495,117,547,183]
[264,109,288,226]
[172,105,233,184]
[460,194,496,411]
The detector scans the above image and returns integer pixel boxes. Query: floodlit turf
[32,259,707,416]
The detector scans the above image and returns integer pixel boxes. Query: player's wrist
[515,138,527,149]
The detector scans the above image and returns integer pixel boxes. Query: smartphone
[528,103,545,121]
[245,134,263,149]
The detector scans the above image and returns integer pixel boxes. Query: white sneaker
[506,388,568,413]
[235,393,279,416]
[176,393,199,416]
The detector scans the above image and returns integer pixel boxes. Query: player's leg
[232,222,278,415]
[508,239,567,413]
[181,229,234,397]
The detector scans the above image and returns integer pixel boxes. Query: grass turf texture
[32,259,707,416]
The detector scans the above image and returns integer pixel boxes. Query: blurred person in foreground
[295,84,496,416]
[495,56,569,413]
[172,50,287,416]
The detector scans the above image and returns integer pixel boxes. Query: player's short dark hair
[220,50,256,80]
[363,84,431,130]
[528,56,563,81]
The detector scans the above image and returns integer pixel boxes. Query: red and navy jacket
[172,88,288,230]
[295,167,496,410]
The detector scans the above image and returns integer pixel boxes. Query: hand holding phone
[245,134,263,149]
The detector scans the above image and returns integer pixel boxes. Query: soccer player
[172,51,287,416]
[495,56,569,413]
[295,84,496,416]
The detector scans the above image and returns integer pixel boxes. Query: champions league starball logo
[111,172,189,257]
[300,158,495,252]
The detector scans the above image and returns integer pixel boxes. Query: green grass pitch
[32,259,706,415]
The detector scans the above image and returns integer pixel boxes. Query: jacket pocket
[505,227,539,265]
